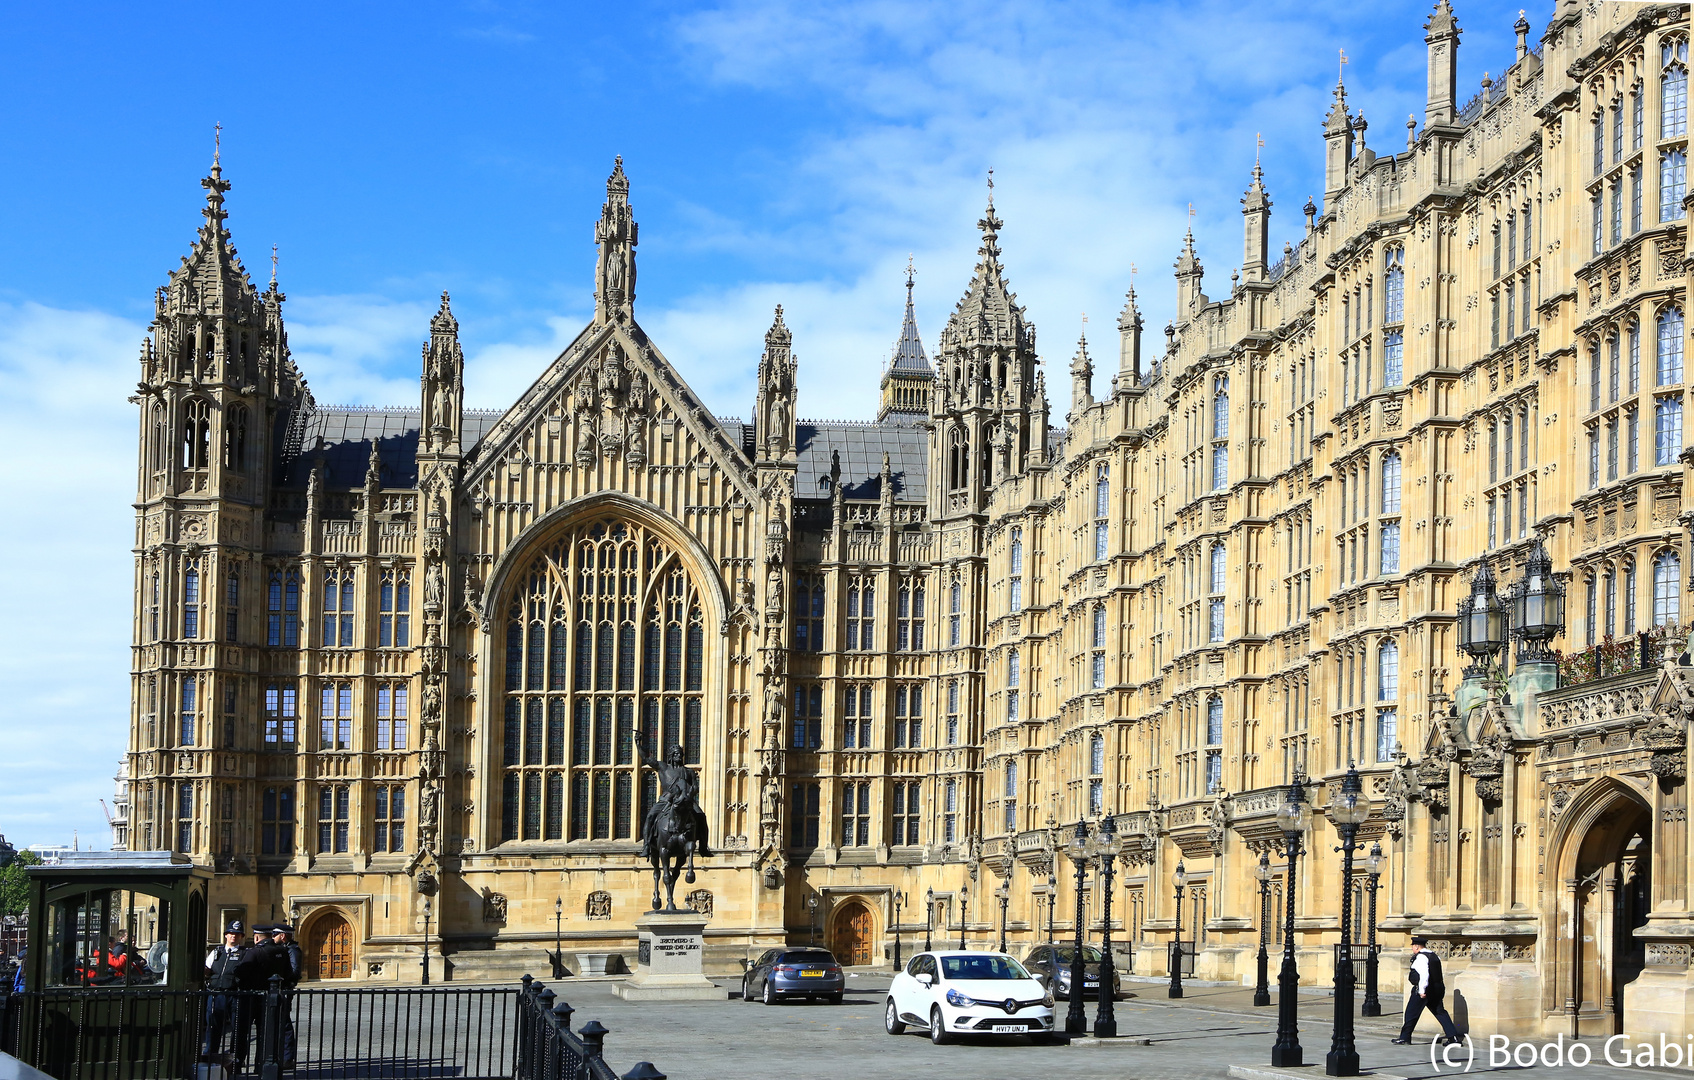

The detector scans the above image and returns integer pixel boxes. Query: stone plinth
[612,910,727,1001]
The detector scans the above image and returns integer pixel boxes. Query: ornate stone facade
[123,0,1694,1039]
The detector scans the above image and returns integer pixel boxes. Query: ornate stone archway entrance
[1548,781,1652,1036]
[831,900,876,967]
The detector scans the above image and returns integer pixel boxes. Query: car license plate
[800,971,825,977]
[991,1024,1021,1033]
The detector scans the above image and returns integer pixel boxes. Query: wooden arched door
[310,913,353,980]
[832,901,875,966]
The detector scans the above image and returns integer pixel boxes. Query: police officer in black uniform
[1392,936,1462,1045]
[270,922,304,1066]
[202,921,250,1065]
[241,924,289,1068]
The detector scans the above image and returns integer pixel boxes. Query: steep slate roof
[301,407,505,487]
[718,418,928,502]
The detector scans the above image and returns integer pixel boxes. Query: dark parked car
[1021,944,1122,1000]
[742,947,846,1004]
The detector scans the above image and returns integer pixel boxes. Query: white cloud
[0,302,145,849]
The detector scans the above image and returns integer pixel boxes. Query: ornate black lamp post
[1093,815,1123,1039]
[1046,869,1057,947]
[924,887,934,952]
[808,893,820,947]
[958,885,969,950]
[1361,842,1383,1017]
[1326,765,1368,1077]
[1456,561,1509,678]
[1168,860,1187,998]
[552,896,565,979]
[1271,777,1311,1068]
[1507,538,1567,662]
[1253,850,1272,1006]
[893,891,907,972]
[1064,820,1091,1035]
[996,879,1011,953]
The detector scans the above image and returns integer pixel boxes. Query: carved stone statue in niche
[425,562,446,612]
[763,680,785,732]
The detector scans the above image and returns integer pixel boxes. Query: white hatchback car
[885,951,1055,1043]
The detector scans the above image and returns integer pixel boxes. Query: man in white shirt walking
[1391,936,1462,1045]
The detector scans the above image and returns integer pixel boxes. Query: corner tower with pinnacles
[126,0,1694,1043]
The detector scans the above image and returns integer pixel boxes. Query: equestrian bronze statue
[635,731,712,911]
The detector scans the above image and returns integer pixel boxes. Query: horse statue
[635,733,712,911]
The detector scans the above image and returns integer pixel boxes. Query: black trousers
[1399,990,1461,1042]
[202,992,255,1062]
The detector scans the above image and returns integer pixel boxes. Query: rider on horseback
[635,732,712,860]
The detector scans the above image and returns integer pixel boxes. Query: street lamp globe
[1067,820,1091,864]
[1330,779,1368,828]
[1173,860,1187,890]
[1366,841,1383,877]
[1097,816,1124,859]
[995,879,1009,901]
[1256,850,1271,882]
[1276,782,1312,836]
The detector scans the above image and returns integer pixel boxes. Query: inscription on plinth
[611,910,727,1001]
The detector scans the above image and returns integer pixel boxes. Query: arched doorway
[831,901,875,967]
[1555,785,1652,1035]
[309,912,354,980]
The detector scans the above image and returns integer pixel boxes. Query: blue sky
[0,0,1532,847]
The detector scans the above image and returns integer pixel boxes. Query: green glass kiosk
[14,851,212,1079]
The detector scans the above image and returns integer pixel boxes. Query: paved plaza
[538,973,1676,1080]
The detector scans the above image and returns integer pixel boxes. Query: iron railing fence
[1,976,668,1080]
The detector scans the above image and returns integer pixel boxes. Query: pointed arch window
[182,560,201,640]
[1006,648,1020,722]
[321,568,355,648]
[1383,247,1404,323]
[1001,759,1018,832]
[499,519,707,845]
[1211,376,1229,490]
[379,569,411,648]
[1208,542,1227,642]
[1205,695,1224,745]
[1625,559,1639,634]
[1654,551,1682,626]
[1089,732,1105,775]
[1663,39,1689,138]
[897,577,926,651]
[150,403,168,474]
[950,575,964,644]
[1091,604,1107,688]
[148,572,161,641]
[1658,307,1685,385]
[794,575,825,652]
[846,577,876,650]
[1662,150,1688,223]
[1094,463,1110,561]
[182,399,211,469]
[267,569,300,647]
[1381,452,1402,515]
[1377,640,1399,701]
[1008,529,1023,613]
[224,404,248,470]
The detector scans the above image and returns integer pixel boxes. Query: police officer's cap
[252,923,275,933]
[271,923,296,935]
[224,920,244,935]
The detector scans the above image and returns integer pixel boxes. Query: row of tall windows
[1583,551,1682,645]
[794,574,928,652]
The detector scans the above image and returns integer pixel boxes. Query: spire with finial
[755,304,797,459]
[594,156,638,323]
[879,257,934,421]
[1117,268,1144,385]
[421,290,464,455]
[365,438,382,490]
[1069,320,1094,415]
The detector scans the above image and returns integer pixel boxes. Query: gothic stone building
[128,0,1694,1040]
